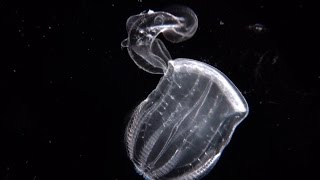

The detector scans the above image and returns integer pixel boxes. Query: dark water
[1,0,318,179]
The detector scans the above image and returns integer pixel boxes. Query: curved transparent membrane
[122,6,249,180]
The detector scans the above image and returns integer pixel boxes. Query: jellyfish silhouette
[121,6,249,180]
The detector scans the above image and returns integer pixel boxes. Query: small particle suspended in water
[271,55,279,64]
[246,23,268,33]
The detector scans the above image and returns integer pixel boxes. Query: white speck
[70,76,73,80]
[111,4,114,7]
[49,140,52,144]
[272,56,279,64]
[13,69,16,73]
[27,43,30,47]
[26,160,29,164]
[48,26,52,30]
[276,123,280,127]
[219,20,224,25]
[18,29,22,32]
[138,0,142,2]
[247,23,267,33]
[260,5,264,8]
[42,35,46,38]
[259,101,263,104]
[33,176,37,180]
[139,29,144,33]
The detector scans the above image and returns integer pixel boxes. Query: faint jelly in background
[121,6,249,179]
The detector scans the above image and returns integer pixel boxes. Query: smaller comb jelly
[121,6,249,179]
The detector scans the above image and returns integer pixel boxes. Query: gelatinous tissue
[121,6,249,180]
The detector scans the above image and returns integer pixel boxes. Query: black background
[1,0,319,179]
